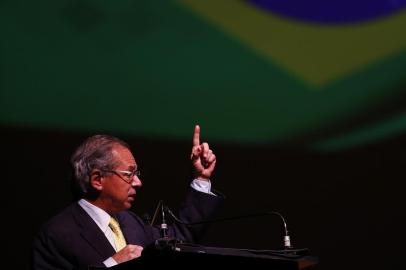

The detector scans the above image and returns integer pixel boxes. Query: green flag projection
[1,0,406,150]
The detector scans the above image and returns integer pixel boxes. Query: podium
[92,240,318,270]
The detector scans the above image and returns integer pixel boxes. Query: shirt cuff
[191,179,216,196]
[103,257,118,268]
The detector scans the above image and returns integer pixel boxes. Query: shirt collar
[78,199,111,233]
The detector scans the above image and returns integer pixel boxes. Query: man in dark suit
[32,125,223,269]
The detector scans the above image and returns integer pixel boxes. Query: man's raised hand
[190,125,216,180]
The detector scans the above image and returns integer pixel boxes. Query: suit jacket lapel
[118,215,138,245]
[71,203,116,259]
[118,212,150,247]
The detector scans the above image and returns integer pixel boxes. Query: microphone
[149,200,169,238]
[148,200,179,250]
[164,206,293,249]
[160,200,168,238]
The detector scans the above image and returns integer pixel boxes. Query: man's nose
[131,175,142,187]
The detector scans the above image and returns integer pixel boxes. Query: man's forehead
[111,145,136,165]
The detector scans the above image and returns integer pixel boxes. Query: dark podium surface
[91,240,318,270]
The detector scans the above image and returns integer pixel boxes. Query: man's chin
[124,198,134,208]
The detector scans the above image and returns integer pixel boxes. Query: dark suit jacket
[32,189,224,270]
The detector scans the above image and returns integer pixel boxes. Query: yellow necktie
[109,217,127,251]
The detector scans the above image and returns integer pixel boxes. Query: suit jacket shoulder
[32,203,115,270]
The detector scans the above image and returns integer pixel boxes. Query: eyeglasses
[102,169,141,184]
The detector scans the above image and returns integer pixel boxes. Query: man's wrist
[195,177,210,182]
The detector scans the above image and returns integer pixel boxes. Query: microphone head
[284,235,292,249]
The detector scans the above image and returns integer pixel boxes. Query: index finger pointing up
[193,125,200,146]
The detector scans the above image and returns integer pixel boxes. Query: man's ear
[90,169,103,191]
